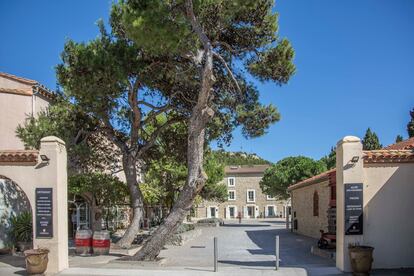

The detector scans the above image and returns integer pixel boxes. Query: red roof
[384,137,414,150]
[0,150,39,164]
[287,169,336,191]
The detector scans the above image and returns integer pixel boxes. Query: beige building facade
[195,165,289,219]
[289,136,414,272]
[288,169,336,239]
[0,72,53,150]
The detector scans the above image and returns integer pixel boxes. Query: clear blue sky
[1,1,413,163]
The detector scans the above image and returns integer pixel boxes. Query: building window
[313,191,319,217]
[266,195,275,200]
[228,190,236,201]
[228,177,235,187]
[247,189,255,202]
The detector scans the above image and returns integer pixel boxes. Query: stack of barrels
[75,230,110,256]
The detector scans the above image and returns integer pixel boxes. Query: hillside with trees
[211,150,271,166]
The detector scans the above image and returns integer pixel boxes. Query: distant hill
[212,150,271,166]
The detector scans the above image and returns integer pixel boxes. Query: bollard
[275,235,280,270]
[214,237,218,272]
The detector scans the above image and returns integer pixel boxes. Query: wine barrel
[75,229,93,256]
[92,230,110,255]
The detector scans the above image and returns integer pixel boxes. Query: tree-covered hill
[211,150,271,166]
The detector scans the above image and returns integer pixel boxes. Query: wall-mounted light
[351,156,359,163]
[40,155,50,162]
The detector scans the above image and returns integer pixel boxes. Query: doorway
[210,207,216,218]
[247,206,255,218]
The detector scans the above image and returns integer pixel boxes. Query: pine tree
[395,135,403,143]
[407,108,414,138]
[362,128,382,150]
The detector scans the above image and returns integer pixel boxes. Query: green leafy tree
[16,97,120,174]
[395,135,404,143]
[407,108,414,138]
[320,147,336,170]
[260,156,327,199]
[115,0,295,259]
[362,128,382,150]
[69,173,128,230]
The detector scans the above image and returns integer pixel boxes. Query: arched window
[313,191,319,217]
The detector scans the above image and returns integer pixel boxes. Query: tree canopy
[407,108,414,138]
[260,156,327,199]
[320,147,336,170]
[395,135,404,143]
[362,128,382,150]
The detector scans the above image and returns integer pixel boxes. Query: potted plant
[348,243,374,276]
[9,211,33,252]
[24,248,49,275]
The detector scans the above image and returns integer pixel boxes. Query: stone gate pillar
[34,136,68,273]
[336,136,364,272]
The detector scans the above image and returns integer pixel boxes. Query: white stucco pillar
[34,136,68,273]
[336,136,364,272]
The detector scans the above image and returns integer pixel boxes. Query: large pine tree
[407,108,414,138]
[362,128,382,150]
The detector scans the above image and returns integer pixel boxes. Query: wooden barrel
[75,229,92,256]
[92,230,110,255]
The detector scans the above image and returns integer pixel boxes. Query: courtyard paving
[1,218,412,275]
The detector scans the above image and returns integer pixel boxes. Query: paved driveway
[159,218,342,275]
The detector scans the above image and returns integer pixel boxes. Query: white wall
[363,163,414,269]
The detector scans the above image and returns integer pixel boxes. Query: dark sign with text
[345,183,363,235]
[35,188,53,238]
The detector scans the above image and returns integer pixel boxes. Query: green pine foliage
[395,135,404,143]
[407,108,414,138]
[320,147,336,170]
[362,128,382,150]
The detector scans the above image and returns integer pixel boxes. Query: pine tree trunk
[116,154,144,248]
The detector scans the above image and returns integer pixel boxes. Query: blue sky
[1,1,413,163]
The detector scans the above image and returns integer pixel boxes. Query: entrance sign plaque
[344,183,363,235]
[35,188,53,238]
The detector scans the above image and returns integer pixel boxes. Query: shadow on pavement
[222,224,270,228]
[0,254,26,268]
[219,260,275,267]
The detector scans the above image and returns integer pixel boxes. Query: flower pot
[349,246,374,276]
[24,248,49,275]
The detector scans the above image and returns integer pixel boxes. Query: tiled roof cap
[0,72,55,100]
[0,72,37,85]
[0,150,39,164]
[363,149,414,163]
[383,137,414,150]
[287,169,336,192]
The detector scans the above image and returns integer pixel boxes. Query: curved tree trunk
[133,2,214,257]
[116,154,144,248]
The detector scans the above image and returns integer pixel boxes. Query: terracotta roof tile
[0,150,39,164]
[363,149,414,163]
[287,169,336,191]
[0,72,37,85]
[383,137,414,150]
[0,87,33,96]
[225,165,270,174]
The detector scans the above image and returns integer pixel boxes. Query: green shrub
[197,218,224,225]
[9,211,33,243]
[175,223,195,234]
